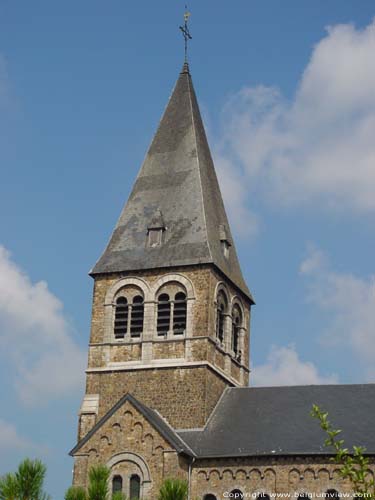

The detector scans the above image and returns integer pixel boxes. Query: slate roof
[69,393,194,457]
[91,63,253,301]
[177,385,375,458]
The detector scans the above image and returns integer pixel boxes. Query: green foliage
[64,486,87,500]
[15,459,49,500]
[158,478,188,500]
[0,459,50,500]
[111,493,128,500]
[87,465,110,500]
[311,404,375,499]
[0,473,18,500]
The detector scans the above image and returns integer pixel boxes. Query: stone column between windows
[103,303,114,343]
[141,300,155,363]
[239,327,246,356]
[184,299,194,360]
[224,313,232,373]
[238,328,246,385]
[167,301,175,340]
[223,313,231,350]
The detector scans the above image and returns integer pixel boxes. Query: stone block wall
[191,457,375,499]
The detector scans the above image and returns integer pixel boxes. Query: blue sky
[1,1,375,497]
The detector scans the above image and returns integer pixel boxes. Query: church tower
[71,63,254,491]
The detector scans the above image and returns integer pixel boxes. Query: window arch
[204,495,217,500]
[113,287,144,340]
[216,290,228,344]
[231,304,242,359]
[112,475,123,494]
[129,474,141,499]
[156,283,187,336]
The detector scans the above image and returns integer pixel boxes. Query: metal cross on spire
[179,6,192,63]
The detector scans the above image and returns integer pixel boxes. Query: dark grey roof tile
[177,385,375,457]
[91,63,253,301]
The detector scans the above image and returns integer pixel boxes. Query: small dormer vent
[147,209,166,248]
[219,224,232,259]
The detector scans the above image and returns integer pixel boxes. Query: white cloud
[300,246,375,379]
[252,344,338,387]
[0,419,33,452]
[217,19,375,221]
[0,246,86,405]
[215,155,260,238]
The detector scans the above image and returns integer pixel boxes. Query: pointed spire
[91,66,253,301]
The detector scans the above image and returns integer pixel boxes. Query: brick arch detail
[105,277,152,305]
[107,452,151,483]
[151,273,195,300]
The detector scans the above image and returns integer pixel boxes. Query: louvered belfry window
[157,293,171,336]
[173,292,187,334]
[114,289,144,340]
[114,297,128,339]
[157,284,188,336]
[130,295,144,337]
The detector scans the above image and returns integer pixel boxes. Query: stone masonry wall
[191,457,375,499]
[85,365,227,429]
[73,400,190,499]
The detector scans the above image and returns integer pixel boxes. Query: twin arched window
[112,474,140,499]
[157,288,187,336]
[114,293,144,339]
[114,284,187,340]
[216,290,243,360]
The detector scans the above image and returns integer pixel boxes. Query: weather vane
[179,5,192,63]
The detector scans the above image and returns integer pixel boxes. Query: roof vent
[147,209,166,248]
[219,224,232,259]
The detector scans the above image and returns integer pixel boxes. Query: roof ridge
[186,70,213,263]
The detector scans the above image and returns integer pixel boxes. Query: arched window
[204,495,217,500]
[113,288,144,340]
[114,297,128,339]
[129,474,141,499]
[325,490,339,499]
[112,475,123,494]
[231,490,244,499]
[231,304,242,359]
[173,292,187,334]
[156,283,188,337]
[216,290,227,344]
[157,293,171,336]
[130,295,144,337]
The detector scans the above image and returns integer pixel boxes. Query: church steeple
[92,64,253,301]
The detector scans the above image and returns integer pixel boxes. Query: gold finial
[179,5,192,63]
